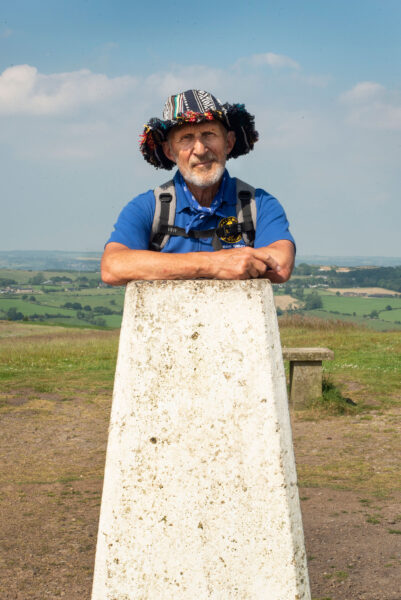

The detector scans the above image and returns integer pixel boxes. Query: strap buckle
[238,190,252,202]
[159,193,173,203]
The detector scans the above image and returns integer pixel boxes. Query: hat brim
[139,104,258,170]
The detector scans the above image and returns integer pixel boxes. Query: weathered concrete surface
[289,360,323,408]
[92,280,310,600]
[283,347,334,362]
[283,348,334,407]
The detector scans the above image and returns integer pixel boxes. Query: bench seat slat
[282,347,334,361]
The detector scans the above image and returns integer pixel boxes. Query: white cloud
[0,64,137,115]
[339,81,401,130]
[340,81,385,104]
[1,59,400,255]
[248,52,300,70]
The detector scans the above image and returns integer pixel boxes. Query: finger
[251,258,269,277]
[247,264,261,278]
[253,250,281,273]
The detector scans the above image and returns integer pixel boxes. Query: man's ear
[162,141,176,163]
[226,130,236,155]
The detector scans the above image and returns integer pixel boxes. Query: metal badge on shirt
[217,216,246,249]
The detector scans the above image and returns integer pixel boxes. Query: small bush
[307,377,359,415]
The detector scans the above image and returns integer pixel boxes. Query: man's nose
[192,137,208,154]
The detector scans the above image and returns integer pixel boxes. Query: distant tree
[93,306,113,315]
[22,294,28,300]
[385,305,392,311]
[304,292,323,310]
[29,273,45,285]
[369,310,379,319]
[0,278,17,286]
[336,291,341,297]
[110,299,116,306]
[7,307,24,321]
[84,305,92,311]
[293,286,304,300]
[30,295,36,302]
[63,302,82,310]
[296,263,312,276]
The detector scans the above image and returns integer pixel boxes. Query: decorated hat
[140,89,259,170]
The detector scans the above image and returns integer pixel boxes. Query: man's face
[162,121,236,189]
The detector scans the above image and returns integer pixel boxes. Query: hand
[209,247,282,280]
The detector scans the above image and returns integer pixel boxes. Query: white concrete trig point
[92,280,311,599]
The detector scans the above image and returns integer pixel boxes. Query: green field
[319,292,401,318]
[0,269,125,328]
[2,268,401,331]
[278,315,400,407]
[0,294,124,328]
[299,290,401,331]
[0,268,101,285]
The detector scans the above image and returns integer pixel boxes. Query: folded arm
[101,239,294,286]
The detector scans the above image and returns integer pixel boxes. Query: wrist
[194,251,217,279]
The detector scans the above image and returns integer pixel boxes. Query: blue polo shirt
[106,169,295,252]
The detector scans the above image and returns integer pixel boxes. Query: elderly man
[101,90,295,285]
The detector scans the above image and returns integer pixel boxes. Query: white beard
[179,161,225,189]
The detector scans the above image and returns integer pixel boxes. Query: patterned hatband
[140,89,259,170]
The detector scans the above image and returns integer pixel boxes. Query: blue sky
[1,0,400,257]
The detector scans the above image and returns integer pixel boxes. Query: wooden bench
[282,347,334,408]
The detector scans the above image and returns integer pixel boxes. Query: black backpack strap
[150,180,176,251]
[151,177,257,251]
[235,178,256,247]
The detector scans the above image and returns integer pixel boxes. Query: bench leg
[289,360,323,408]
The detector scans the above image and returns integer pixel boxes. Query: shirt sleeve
[106,190,155,250]
[254,189,296,250]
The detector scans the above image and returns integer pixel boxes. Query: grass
[0,290,125,328]
[297,290,401,331]
[1,316,400,496]
[0,267,125,328]
[306,377,359,415]
[275,284,401,331]
[0,268,101,285]
[0,323,119,399]
[303,309,401,331]
[279,314,401,408]
[318,291,401,315]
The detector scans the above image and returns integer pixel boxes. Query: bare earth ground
[0,322,400,600]
[0,391,400,599]
[327,288,400,296]
[274,294,302,310]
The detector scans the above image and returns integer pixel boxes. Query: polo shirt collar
[174,169,236,215]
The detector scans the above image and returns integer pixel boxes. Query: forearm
[101,241,294,286]
[259,240,295,283]
[101,244,215,285]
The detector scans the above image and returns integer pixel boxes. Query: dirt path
[0,391,400,599]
